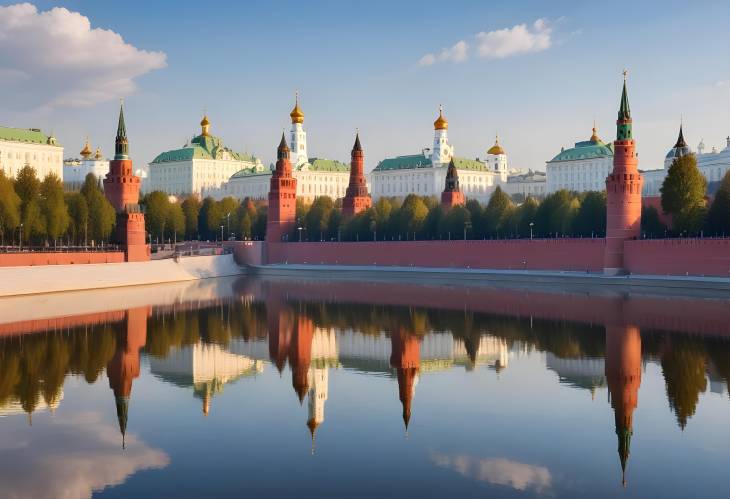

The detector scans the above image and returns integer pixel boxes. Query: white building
[209,97,351,203]
[642,127,730,196]
[503,169,547,199]
[148,115,264,196]
[546,125,614,194]
[63,139,109,189]
[0,126,63,180]
[369,108,507,203]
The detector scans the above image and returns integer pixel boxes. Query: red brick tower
[267,303,293,373]
[266,133,297,242]
[103,103,149,262]
[441,157,465,210]
[342,132,372,218]
[605,323,642,487]
[604,72,643,275]
[289,314,315,403]
[107,307,150,448]
[390,328,420,430]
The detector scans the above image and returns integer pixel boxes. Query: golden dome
[487,135,505,155]
[290,92,304,124]
[80,138,92,158]
[94,147,102,160]
[434,105,448,130]
[590,122,601,143]
[200,115,210,127]
[200,114,211,136]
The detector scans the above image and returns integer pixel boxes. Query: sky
[0,0,729,173]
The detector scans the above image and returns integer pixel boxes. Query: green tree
[440,205,471,240]
[394,194,429,239]
[483,186,513,237]
[218,197,240,239]
[198,197,218,240]
[423,204,443,239]
[536,190,577,236]
[65,193,89,245]
[661,154,707,235]
[143,191,171,243]
[181,196,201,240]
[641,205,666,238]
[573,191,606,237]
[166,202,185,243]
[514,196,539,238]
[305,196,335,241]
[0,170,21,245]
[15,164,44,243]
[465,199,485,239]
[707,170,730,236]
[40,173,70,244]
[81,174,115,244]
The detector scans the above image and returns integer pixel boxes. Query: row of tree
[0,166,115,246]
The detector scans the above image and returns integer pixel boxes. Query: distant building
[546,125,614,193]
[369,108,507,203]
[210,96,351,203]
[642,126,730,196]
[503,169,547,199]
[63,138,109,189]
[148,115,263,196]
[0,126,62,180]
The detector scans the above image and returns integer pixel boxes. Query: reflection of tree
[661,337,707,429]
[706,338,730,393]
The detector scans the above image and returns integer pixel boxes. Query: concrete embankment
[0,254,243,298]
[246,263,730,296]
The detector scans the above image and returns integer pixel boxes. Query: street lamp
[220,225,224,244]
[464,221,472,241]
[529,222,534,240]
[226,212,231,240]
[19,223,23,251]
[298,226,303,242]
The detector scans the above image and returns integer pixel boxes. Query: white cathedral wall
[0,140,63,180]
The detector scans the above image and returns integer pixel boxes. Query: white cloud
[419,40,468,66]
[430,451,552,493]
[418,19,553,66]
[0,3,166,111]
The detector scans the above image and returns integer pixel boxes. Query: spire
[277,132,290,159]
[115,395,129,449]
[674,122,687,148]
[444,158,460,192]
[618,70,631,121]
[307,418,319,455]
[618,426,632,488]
[114,100,129,160]
[352,130,362,152]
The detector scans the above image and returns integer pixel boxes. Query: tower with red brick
[441,158,465,210]
[390,328,420,430]
[103,103,149,262]
[604,73,643,275]
[342,132,372,218]
[266,133,297,242]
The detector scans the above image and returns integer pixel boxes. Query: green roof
[548,140,613,163]
[151,133,258,164]
[299,158,349,172]
[0,126,59,146]
[374,154,433,171]
[374,154,488,172]
[231,167,271,178]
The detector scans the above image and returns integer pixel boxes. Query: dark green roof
[151,134,258,164]
[301,158,349,172]
[452,157,488,172]
[0,126,59,146]
[548,140,614,163]
[374,154,432,171]
[230,167,271,178]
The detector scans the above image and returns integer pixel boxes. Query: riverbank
[246,263,730,296]
[0,254,243,297]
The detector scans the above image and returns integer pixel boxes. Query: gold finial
[80,136,92,159]
[590,120,600,142]
[200,111,211,136]
[290,91,304,124]
[434,104,448,130]
[94,147,102,160]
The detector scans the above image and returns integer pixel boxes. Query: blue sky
[1,0,729,173]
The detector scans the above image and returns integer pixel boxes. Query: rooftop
[374,154,489,172]
[0,126,60,146]
[548,139,613,163]
[151,133,258,164]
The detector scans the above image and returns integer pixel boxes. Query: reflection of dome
[290,93,304,124]
[434,106,448,130]
[487,135,505,155]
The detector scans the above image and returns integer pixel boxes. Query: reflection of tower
[306,366,329,454]
[289,314,315,403]
[107,307,150,448]
[267,304,293,373]
[605,324,641,487]
[390,328,420,430]
[266,133,297,242]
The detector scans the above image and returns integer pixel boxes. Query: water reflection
[1,277,730,497]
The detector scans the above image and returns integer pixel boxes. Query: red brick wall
[624,239,730,277]
[266,239,606,271]
[0,252,125,267]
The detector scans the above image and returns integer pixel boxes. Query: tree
[165,202,185,243]
[465,199,485,239]
[707,170,730,236]
[305,196,335,241]
[513,196,539,238]
[181,196,201,240]
[143,191,171,243]
[198,197,218,241]
[440,205,471,240]
[218,197,240,239]
[661,154,707,235]
[483,186,513,237]
[0,171,21,245]
[15,164,44,243]
[573,191,606,237]
[65,193,89,245]
[81,174,115,243]
[536,190,577,236]
[40,173,70,244]
[641,205,666,238]
[394,194,429,239]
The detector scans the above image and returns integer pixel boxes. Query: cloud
[430,451,552,493]
[0,3,166,111]
[0,411,169,499]
[418,19,553,66]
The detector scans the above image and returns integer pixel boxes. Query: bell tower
[103,102,149,262]
[604,72,643,275]
[266,133,297,242]
[342,132,372,218]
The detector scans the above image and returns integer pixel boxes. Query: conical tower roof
[618,72,631,121]
[114,101,129,160]
[352,132,362,152]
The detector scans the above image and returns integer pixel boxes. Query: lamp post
[298,226,303,242]
[19,223,23,251]
[220,225,224,244]
[226,212,231,240]
[529,222,534,240]
[464,221,472,241]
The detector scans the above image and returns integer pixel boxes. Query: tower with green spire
[115,101,129,160]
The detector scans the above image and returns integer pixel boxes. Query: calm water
[2,276,730,499]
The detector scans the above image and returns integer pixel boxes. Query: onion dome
[590,123,602,143]
[487,135,505,155]
[434,105,448,130]
[80,138,92,159]
[200,114,211,136]
[94,147,102,160]
[290,92,304,124]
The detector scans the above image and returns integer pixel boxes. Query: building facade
[502,169,547,199]
[0,126,62,180]
[370,109,507,203]
[546,125,614,193]
[63,139,109,189]
[148,115,263,196]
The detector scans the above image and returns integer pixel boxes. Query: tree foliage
[707,170,730,236]
[0,170,21,245]
[661,154,707,235]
